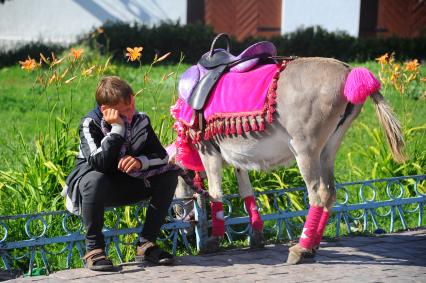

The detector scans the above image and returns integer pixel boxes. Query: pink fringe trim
[170,100,205,171]
[344,67,381,104]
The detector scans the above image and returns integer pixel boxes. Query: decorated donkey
[170,34,405,264]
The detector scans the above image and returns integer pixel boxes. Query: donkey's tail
[370,92,406,163]
[343,67,406,163]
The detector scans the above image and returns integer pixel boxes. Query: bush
[2,23,425,68]
[266,26,426,62]
[84,21,216,65]
[0,42,65,68]
[89,23,426,64]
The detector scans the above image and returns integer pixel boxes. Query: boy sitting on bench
[64,76,178,271]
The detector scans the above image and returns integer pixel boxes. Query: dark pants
[78,170,178,251]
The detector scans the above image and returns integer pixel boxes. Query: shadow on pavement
[315,233,426,267]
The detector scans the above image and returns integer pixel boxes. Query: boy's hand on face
[118,155,142,173]
[102,108,124,126]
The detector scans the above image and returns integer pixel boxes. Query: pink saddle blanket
[178,64,280,125]
[171,62,285,171]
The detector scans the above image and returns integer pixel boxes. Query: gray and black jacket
[63,106,168,214]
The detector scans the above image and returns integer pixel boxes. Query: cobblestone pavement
[5,229,426,283]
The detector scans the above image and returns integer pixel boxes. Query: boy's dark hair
[95,76,134,106]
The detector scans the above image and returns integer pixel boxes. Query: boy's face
[101,96,135,123]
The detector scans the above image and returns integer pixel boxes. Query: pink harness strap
[314,210,330,247]
[211,201,225,237]
[299,206,324,249]
[244,196,263,231]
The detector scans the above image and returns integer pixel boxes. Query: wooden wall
[204,0,282,41]
[377,0,426,37]
[202,0,425,39]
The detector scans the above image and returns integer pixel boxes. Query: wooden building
[188,0,426,40]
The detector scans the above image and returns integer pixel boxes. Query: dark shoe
[83,248,114,271]
[135,241,174,265]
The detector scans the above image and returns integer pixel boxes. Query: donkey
[171,56,405,264]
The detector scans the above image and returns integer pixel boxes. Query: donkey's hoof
[249,230,266,249]
[303,245,318,259]
[286,244,311,265]
[200,236,221,253]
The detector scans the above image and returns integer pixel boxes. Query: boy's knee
[156,170,179,195]
[79,171,110,199]
[166,171,179,191]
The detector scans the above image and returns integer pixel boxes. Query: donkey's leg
[235,168,265,249]
[314,104,363,251]
[286,143,327,264]
[312,148,337,252]
[197,145,224,252]
[235,168,263,231]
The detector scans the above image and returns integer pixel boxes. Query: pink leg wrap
[314,211,330,247]
[244,196,264,231]
[211,201,225,237]
[299,206,324,249]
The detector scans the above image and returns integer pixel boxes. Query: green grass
[0,62,186,170]
[1,59,424,175]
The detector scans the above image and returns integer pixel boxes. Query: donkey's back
[209,57,354,171]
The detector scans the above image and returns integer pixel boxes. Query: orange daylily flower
[70,48,84,60]
[126,47,143,62]
[65,76,77,84]
[39,53,49,65]
[82,65,96,76]
[375,53,389,65]
[162,72,175,81]
[390,73,399,82]
[51,57,65,67]
[61,68,69,79]
[156,52,171,63]
[48,73,57,85]
[393,63,401,72]
[19,57,38,71]
[421,77,426,82]
[404,59,419,72]
[135,88,144,96]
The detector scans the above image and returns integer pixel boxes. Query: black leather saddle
[188,33,277,111]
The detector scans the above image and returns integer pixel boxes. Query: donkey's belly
[216,127,295,171]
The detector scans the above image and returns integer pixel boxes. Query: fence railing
[1,174,425,275]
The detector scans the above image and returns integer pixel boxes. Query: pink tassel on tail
[344,67,381,104]
[244,196,263,231]
[299,206,324,249]
[211,201,225,237]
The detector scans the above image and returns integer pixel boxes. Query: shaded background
[1,0,425,51]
